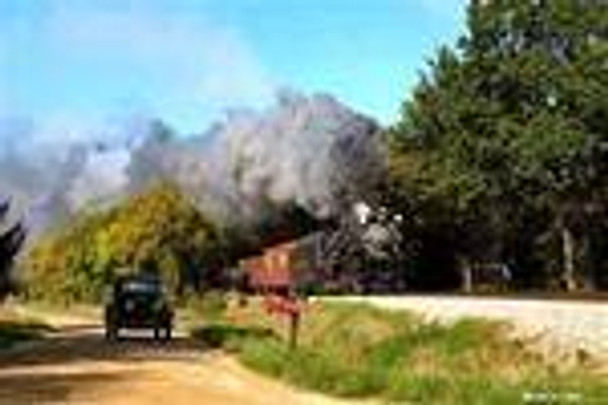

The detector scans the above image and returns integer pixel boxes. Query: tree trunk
[461,258,473,293]
[580,232,595,291]
[561,226,578,291]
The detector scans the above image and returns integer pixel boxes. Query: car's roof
[116,272,161,283]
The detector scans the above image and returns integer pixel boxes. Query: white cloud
[0,0,275,137]
[67,147,131,209]
[43,2,275,116]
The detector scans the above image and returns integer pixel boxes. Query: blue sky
[0,0,466,135]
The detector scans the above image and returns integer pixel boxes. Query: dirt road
[0,308,355,405]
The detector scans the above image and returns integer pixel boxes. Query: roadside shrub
[182,290,227,321]
[0,319,53,349]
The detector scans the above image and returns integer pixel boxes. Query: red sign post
[240,242,306,349]
[263,293,302,349]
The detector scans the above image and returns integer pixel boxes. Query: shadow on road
[0,326,210,367]
[0,370,128,404]
[0,324,211,404]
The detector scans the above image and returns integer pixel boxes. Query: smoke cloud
[196,91,384,220]
[0,92,386,234]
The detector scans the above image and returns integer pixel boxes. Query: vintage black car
[104,274,173,341]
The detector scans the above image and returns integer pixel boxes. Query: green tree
[22,183,224,303]
[22,209,116,302]
[0,200,25,297]
[95,182,223,294]
[390,0,607,290]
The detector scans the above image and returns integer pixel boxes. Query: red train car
[239,233,323,292]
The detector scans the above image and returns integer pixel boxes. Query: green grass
[0,311,54,349]
[191,323,275,350]
[191,299,608,403]
[180,290,228,322]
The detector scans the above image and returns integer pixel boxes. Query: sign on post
[240,240,313,349]
[264,293,302,349]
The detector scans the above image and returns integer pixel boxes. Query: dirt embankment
[0,306,360,405]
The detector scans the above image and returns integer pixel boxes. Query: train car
[239,233,324,293]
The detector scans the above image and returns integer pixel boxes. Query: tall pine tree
[0,200,26,297]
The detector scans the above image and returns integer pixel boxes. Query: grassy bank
[0,308,53,349]
[192,299,608,403]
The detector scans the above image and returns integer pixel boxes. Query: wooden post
[288,310,300,350]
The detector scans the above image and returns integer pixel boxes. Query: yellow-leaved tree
[22,182,223,303]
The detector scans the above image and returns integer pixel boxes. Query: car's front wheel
[105,324,118,341]
[104,307,119,341]
[153,322,172,342]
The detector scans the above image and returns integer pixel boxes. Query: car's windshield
[122,281,161,295]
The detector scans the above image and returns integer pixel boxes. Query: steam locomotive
[239,202,407,295]
[237,202,514,295]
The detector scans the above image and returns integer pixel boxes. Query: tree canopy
[0,200,26,298]
[21,183,223,303]
[389,0,607,291]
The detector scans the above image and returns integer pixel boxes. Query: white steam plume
[0,92,386,233]
[192,91,385,220]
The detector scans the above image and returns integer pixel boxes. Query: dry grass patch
[191,299,608,403]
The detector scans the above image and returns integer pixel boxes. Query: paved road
[0,308,359,405]
[331,295,608,363]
